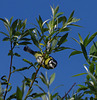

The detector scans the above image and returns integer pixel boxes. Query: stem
[61,83,76,100]
[3,42,13,100]
[24,65,41,100]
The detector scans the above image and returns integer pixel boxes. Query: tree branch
[61,82,76,100]
[24,65,41,100]
[3,42,13,100]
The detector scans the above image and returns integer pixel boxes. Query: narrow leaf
[39,72,47,85]
[69,50,82,58]
[80,43,90,63]
[18,42,32,45]
[49,73,55,85]
[84,66,97,86]
[78,33,83,44]
[29,31,39,47]
[11,19,18,32]
[0,31,9,37]
[72,73,87,77]
[87,32,97,46]
[2,37,10,41]
[57,33,68,46]
[22,59,33,66]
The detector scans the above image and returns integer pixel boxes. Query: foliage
[69,32,97,99]
[1,5,96,100]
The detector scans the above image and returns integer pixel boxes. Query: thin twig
[3,42,13,100]
[24,65,41,100]
[61,82,76,100]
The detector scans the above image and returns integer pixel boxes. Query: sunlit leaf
[51,38,58,50]
[49,73,55,85]
[9,16,13,25]
[78,33,83,44]
[54,6,59,16]
[84,66,97,86]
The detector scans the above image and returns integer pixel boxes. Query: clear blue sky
[0,0,97,99]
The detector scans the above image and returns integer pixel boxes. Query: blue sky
[0,0,97,99]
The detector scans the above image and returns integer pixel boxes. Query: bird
[23,46,57,69]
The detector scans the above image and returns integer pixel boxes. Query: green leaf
[69,50,82,58]
[71,37,80,44]
[54,6,59,16]
[90,41,97,55]
[0,31,9,37]
[14,53,21,57]
[51,38,58,50]
[89,63,94,74]
[22,59,34,66]
[2,37,10,41]
[9,16,13,25]
[55,12,64,18]
[21,82,25,97]
[53,46,69,52]
[29,30,39,47]
[39,72,47,85]
[8,86,12,92]
[84,66,97,86]
[35,84,46,93]
[69,24,82,27]
[52,93,58,99]
[22,19,27,30]
[18,42,32,45]
[7,93,16,100]
[57,33,68,47]
[11,19,18,32]
[49,73,55,85]
[52,84,64,94]
[80,43,90,63]
[87,32,97,46]
[0,18,8,23]
[16,87,22,100]
[31,72,36,80]
[77,84,88,92]
[78,33,83,44]
[83,34,90,47]
[55,16,66,25]
[30,93,46,99]
[13,67,30,72]
[67,10,74,23]
[72,73,87,77]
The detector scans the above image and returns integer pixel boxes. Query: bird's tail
[24,46,35,55]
